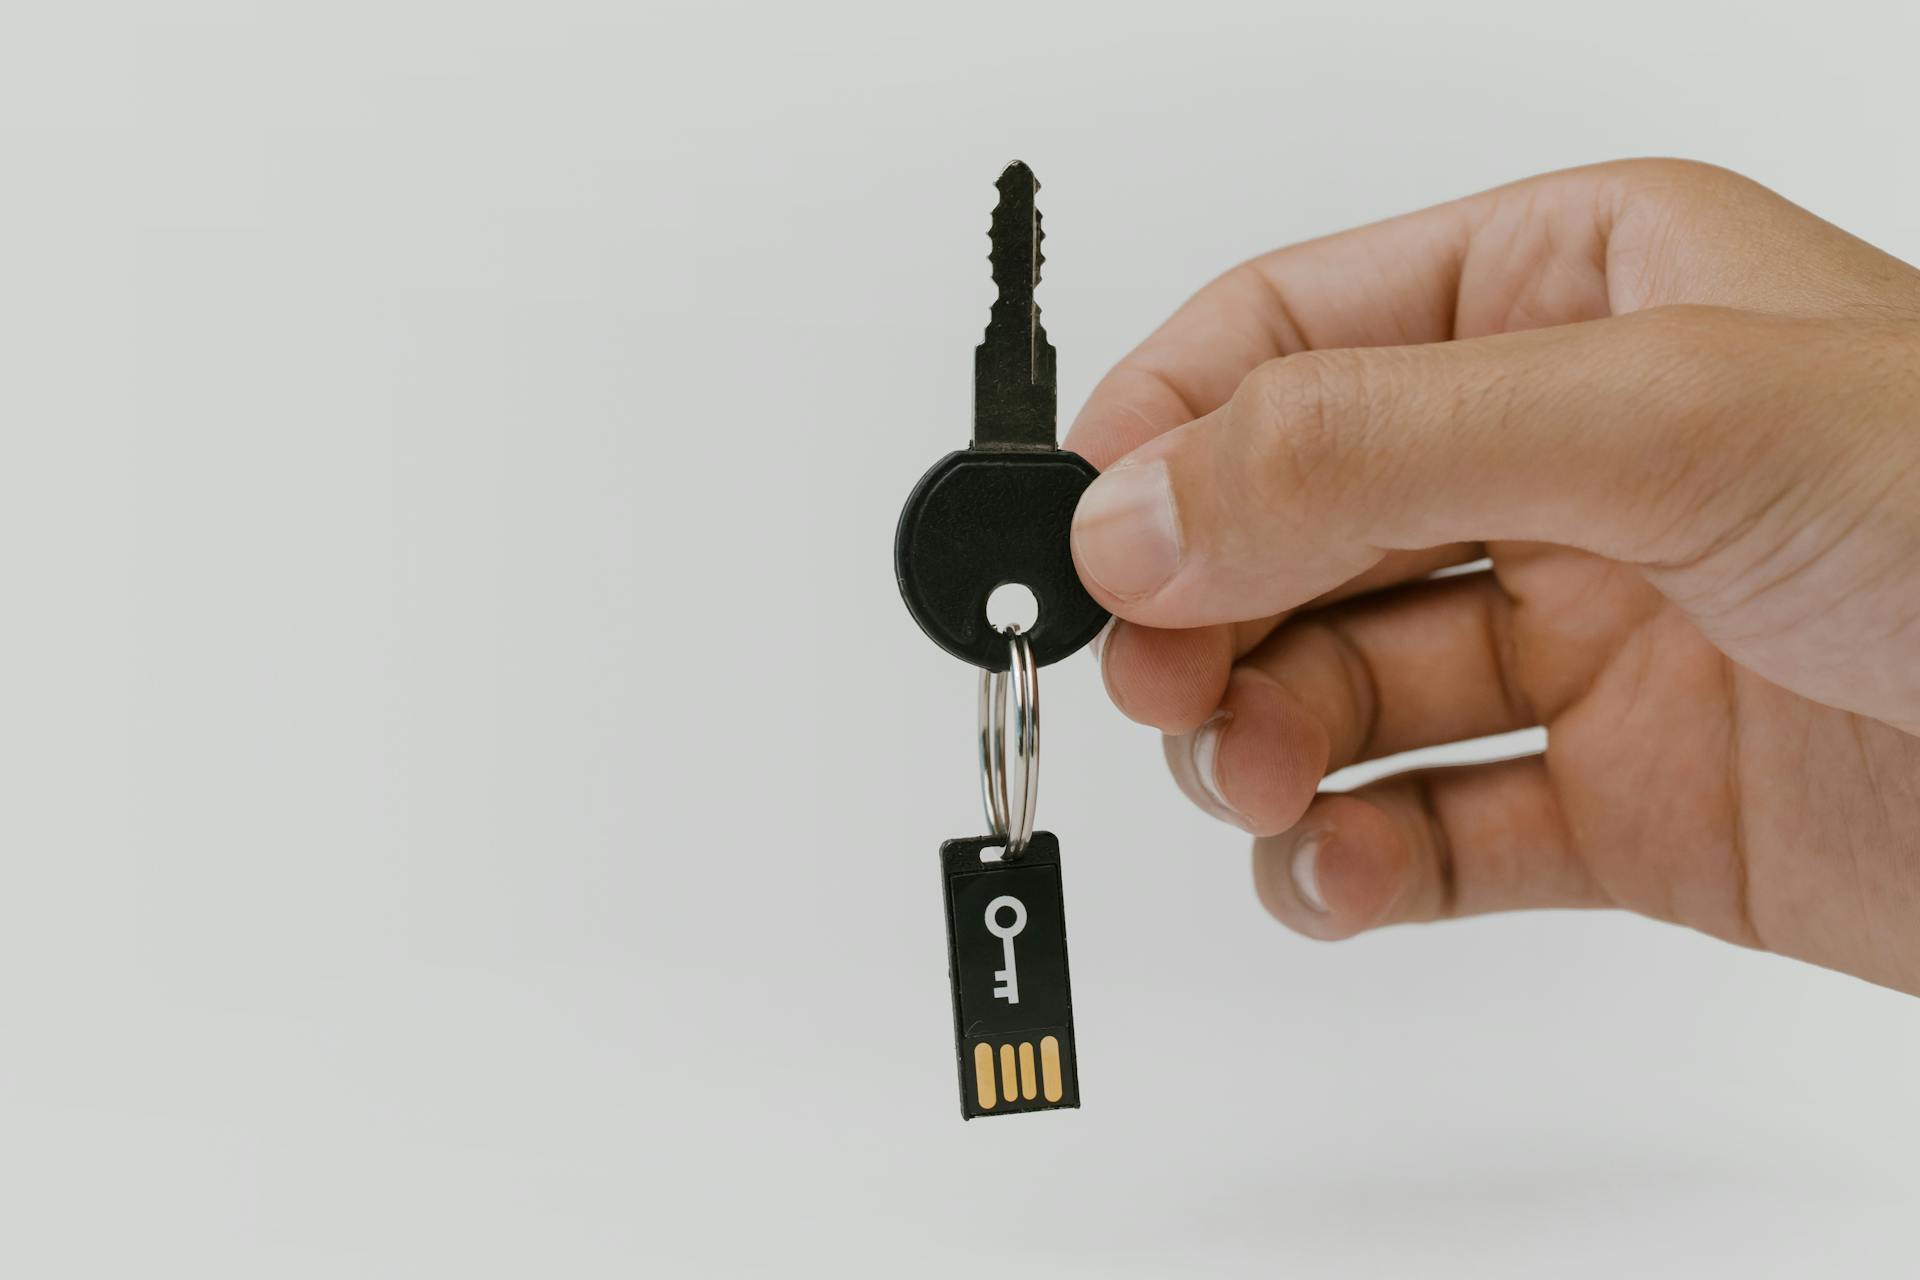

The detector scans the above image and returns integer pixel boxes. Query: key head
[895,448,1109,670]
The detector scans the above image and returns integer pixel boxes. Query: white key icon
[984,895,1028,1004]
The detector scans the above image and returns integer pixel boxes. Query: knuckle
[1604,156,1756,199]
[1599,160,1778,264]
[1225,350,1368,506]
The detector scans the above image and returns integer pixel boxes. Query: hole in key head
[986,582,1039,633]
[978,843,1006,864]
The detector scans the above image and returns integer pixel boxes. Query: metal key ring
[977,625,1040,856]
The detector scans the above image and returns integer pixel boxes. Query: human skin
[1063,160,1920,995]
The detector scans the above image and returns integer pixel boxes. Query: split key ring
[977,625,1040,857]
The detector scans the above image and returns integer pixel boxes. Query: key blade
[973,160,1057,449]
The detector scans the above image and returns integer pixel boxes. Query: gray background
[4,1,1919,1275]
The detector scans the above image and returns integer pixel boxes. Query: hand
[1065,160,1920,995]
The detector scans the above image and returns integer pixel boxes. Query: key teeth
[986,160,1043,304]
[976,160,1057,438]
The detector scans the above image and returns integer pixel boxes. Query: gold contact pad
[969,1035,1066,1111]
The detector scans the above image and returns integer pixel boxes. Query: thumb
[1069,305,1804,629]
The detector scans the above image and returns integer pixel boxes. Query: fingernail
[1088,616,1116,668]
[1073,460,1182,599]
[1190,711,1245,826]
[1290,830,1330,913]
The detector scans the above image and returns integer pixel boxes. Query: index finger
[1063,164,1625,468]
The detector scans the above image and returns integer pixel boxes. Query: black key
[895,162,1110,671]
[973,159,1056,449]
[942,832,1080,1118]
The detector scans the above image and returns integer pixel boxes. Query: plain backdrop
[3,1,1919,1276]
